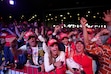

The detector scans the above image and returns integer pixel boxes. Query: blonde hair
[48,45,60,65]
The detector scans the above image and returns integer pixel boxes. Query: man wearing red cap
[18,31,48,73]
[59,32,73,58]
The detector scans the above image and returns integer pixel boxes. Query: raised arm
[17,31,25,41]
[41,26,45,36]
[102,9,111,25]
[80,17,89,46]
[52,25,61,39]
[15,25,21,37]
[100,9,111,44]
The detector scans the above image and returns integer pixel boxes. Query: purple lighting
[9,0,14,5]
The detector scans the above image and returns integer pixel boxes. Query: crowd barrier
[0,65,45,74]
[0,65,71,74]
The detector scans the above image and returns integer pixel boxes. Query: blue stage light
[9,0,14,5]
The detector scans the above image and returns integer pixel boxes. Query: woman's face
[76,41,84,53]
[50,44,59,55]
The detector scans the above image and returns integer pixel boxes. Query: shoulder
[19,45,27,51]
[59,51,65,56]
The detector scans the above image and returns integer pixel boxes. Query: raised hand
[35,28,39,36]
[54,61,63,68]
[99,29,110,35]
[80,17,89,45]
[102,9,111,23]
[20,31,26,37]
[54,25,61,33]
[80,17,87,26]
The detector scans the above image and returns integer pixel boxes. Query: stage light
[51,18,53,20]
[55,16,57,18]
[88,11,90,13]
[77,13,80,16]
[9,0,14,5]
[38,19,40,21]
[86,15,88,17]
[60,15,63,17]
[32,16,35,18]
[67,12,70,15]
[49,14,51,16]
[78,17,80,20]
[34,14,37,17]
[47,18,50,21]
[70,15,72,18]
[9,15,12,18]
[46,15,48,18]
[97,12,99,15]
[93,16,96,18]
[63,17,66,19]
[61,19,63,22]
[55,19,57,21]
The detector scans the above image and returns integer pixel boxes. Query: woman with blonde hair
[44,39,66,74]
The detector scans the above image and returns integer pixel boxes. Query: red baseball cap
[59,33,68,40]
[47,39,58,46]
[24,31,35,40]
[0,33,8,38]
[47,31,52,35]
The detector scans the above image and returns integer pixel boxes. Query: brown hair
[48,44,60,65]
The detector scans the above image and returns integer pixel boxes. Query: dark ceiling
[0,0,111,12]
[0,0,111,20]
[15,0,111,12]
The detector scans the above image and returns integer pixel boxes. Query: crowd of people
[0,9,111,74]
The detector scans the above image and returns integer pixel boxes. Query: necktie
[65,46,68,58]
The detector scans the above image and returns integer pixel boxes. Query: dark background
[0,0,111,22]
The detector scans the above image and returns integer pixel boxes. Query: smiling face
[75,41,84,53]
[61,37,69,45]
[50,43,59,56]
[28,37,37,47]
